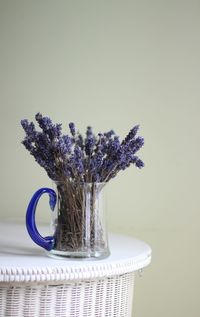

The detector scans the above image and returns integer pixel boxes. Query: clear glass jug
[26,181,110,259]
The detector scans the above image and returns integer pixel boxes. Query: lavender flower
[57,135,72,155]
[35,113,52,132]
[21,113,144,183]
[54,124,62,138]
[85,138,94,156]
[97,134,107,155]
[128,136,144,154]
[107,136,121,157]
[22,138,33,151]
[93,152,104,170]
[74,146,84,174]
[77,134,84,150]
[104,130,115,138]
[35,113,62,141]
[69,122,76,136]
[88,151,104,182]
[21,120,37,141]
[135,158,144,169]
[85,126,96,156]
[123,125,140,144]
[86,126,93,138]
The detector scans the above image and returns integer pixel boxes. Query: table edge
[0,251,151,284]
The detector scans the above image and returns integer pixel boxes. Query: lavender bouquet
[21,113,144,256]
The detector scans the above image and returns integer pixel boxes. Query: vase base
[46,249,110,260]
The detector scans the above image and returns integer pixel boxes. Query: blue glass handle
[26,188,57,251]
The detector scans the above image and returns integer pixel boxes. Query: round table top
[0,222,151,284]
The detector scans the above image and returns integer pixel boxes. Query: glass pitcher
[26,181,110,260]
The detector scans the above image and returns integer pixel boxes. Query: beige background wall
[0,0,200,316]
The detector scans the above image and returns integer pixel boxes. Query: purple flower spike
[22,138,33,151]
[77,134,84,150]
[35,113,61,141]
[69,122,76,136]
[35,113,53,132]
[21,120,36,140]
[85,136,95,156]
[85,127,96,156]
[104,130,115,138]
[129,136,144,154]
[123,125,140,144]
[135,158,144,169]
[58,135,72,155]
[74,146,84,174]
[86,126,93,138]
[54,124,62,138]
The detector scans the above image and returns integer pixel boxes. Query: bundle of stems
[54,180,105,252]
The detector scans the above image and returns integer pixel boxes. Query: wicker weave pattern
[0,272,134,317]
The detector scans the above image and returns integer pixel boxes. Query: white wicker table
[0,222,151,317]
